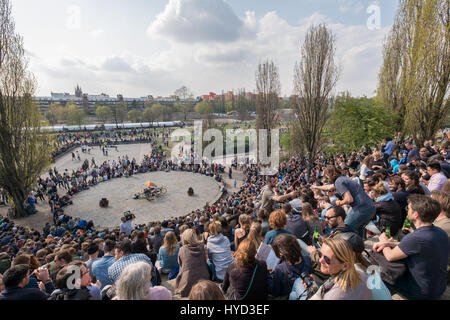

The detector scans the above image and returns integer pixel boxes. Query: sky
[11,0,399,98]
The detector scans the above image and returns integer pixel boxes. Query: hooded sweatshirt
[207,234,235,280]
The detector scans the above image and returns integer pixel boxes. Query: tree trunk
[7,187,26,218]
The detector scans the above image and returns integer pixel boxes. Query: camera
[123,210,135,221]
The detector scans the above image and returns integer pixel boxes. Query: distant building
[34,87,199,116]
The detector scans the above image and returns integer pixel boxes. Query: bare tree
[293,24,339,175]
[255,60,281,159]
[174,86,194,121]
[0,0,52,217]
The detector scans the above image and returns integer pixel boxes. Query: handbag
[367,249,407,285]
[226,264,258,300]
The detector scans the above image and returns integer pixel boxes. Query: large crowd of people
[0,127,449,300]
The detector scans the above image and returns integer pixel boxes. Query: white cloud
[147,0,243,43]
[338,0,365,14]
[91,29,105,39]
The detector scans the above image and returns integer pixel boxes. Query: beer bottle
[403,217,411,229]
[385,226,391,239]
[313,226,320,244]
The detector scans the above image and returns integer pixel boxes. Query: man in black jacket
[0,265,55,300]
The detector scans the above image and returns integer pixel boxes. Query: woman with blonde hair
[234,214,251,249]
[115,261,172,300]
[157,231,180,274]
[310,238,373,300]
[359,156,372,182]
[174,229,210,297]
[206,221,234,282]
[189,280,226,300]
[247,222,263,250]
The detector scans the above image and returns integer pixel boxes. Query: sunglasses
[317,250,331,265]
[324,215,337,220]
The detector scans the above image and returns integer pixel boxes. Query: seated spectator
[11,254,41,289]
[257,209,269,237]
[49,261,101,300]
[149,226,164,253]
[246,222,263,250]
[430,190,450,283]
[373,194,448,299]
[108,240,153,284]
[269,233,312,297]
[368,182,403,236]
[157,231,180,274]
[221,238,269,300]
[114,261,171,300]
[401,170,429,195]
[0,265,54,300]
[234,214,251,249]
[206,222,234,282]
[264,210,292,246]
[91,240,116,289]
[301,203,323,245]
[424,161,448,191]
[284,203,309,242]
[188,280,225,300]
[387,175,410,222]
[310,238,373,300]
[174,229,210,298]
[85,243,100,274]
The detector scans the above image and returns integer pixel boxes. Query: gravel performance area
[62,172,221,230]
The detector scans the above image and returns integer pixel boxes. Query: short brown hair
[324,165,342,183]
[55,250,72,264]
[408,194,441,223]
[269,210,287,230]
[387,175,405,190]
[431,190,450,218]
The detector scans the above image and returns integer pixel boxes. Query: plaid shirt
[108,253,153,284]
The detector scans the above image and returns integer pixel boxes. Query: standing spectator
[405,140,420,165]
[383,137,395,167]
[174,229,210,298]
[373,194,448,300]
[313,166,375,238]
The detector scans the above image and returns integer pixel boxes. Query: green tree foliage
[377,0,449,145]
[111,101,127,126]
[195,100,213,116]
[151,103,172,121]
[128,109,142,123]
[95,105,111,123]
[66,103,86,126]
[142,107,154,123]
[326,93,395,154]
[0,0,52,217]
[45,102,62,125]
[174,86,194,121]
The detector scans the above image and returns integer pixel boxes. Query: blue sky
[11,0,400,98]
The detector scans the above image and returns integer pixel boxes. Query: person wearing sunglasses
[302,206,362,280]
[309,238,373,300]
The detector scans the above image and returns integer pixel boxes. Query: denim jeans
[344,205,376,238]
